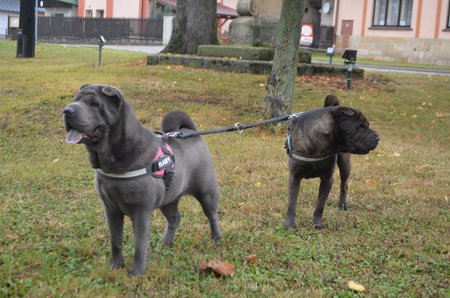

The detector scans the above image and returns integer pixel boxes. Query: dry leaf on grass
[348,280,366,292]
[199,260,235,277]
[246,254,257,264]
[368,178,377,185]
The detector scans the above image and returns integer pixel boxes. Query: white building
[0,0,19,39]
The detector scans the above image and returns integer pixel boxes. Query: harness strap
[285,132,335,162]
[150,143,175,190]
[95,143,175,191]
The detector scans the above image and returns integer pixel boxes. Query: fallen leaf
[368,179,377,185]
[348,280,366,292]
[393,152,401,157]
[192,235,201,242]
[199,261,208,271]
[246,254,257,264]
[199,260,235,277]
[5,231,18,240]
[254,182,262,188]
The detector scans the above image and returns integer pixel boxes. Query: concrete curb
[147,54,364,78]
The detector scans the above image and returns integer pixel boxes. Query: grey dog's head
[63,84,124,146]
[333,107,379,154]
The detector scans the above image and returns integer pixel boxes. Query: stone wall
[336,36,450,66]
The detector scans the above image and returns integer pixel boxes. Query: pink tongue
[66,129,85,144]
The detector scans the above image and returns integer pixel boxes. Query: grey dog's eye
[90,101,100,108]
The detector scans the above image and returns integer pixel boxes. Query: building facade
[333,0,450,65]
[77,0,237,19]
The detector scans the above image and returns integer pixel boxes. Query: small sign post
[98,35,106,66]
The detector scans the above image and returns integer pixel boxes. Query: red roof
[157,0,238,19]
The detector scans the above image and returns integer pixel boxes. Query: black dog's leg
[105,209,125,269]
[129,211,151,276]
[337,153,351,210]
[285,174,301,229]
[312,176,333,229]
[160,200,181,246]
[196,189,222,242]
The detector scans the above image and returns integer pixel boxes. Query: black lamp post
[342,50,357,89]
[16,0,36,58]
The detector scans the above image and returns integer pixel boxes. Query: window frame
[372,0,413,28]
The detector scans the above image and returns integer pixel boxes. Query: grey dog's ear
[101,86,124,108]
[79,84,90,91]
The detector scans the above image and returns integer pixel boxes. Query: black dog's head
[63,84,124,146]
[333,107,379,154]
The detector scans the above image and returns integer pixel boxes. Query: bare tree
[265,0,305,117]
[162,0,217,54]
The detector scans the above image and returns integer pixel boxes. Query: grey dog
[284,95,379,229]
[63,84,222,275]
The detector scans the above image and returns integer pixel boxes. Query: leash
[166,112,303,139]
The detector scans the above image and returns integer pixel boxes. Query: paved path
[312,60,450,77]
[85,44,450,77]
[104,45,165,54]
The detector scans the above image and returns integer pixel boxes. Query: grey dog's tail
[161,110,198,132]
[323,95,340,107]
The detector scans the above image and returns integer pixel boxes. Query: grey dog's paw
[128,267,145,276]
[110,258,125,269]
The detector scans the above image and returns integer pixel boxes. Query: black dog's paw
[312,217,325,229]
[338,203,348,211]
[284,218,296,229]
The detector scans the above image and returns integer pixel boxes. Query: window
[96,10,104,18]
[447,0,450,28]
[85,10,93,17]
[373,0,413,27]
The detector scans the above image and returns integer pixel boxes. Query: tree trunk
[264,0,305,117]
[162,0,218,54]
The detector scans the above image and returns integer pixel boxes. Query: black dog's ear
[341,107,356,117]
[101,86,124,109]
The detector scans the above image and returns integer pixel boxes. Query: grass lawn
[1,40,449,297]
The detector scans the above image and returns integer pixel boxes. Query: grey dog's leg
[129,212,151,276]
[196,189,222,242]
[337,153,351,210]
[285,174,301,228]
[312,176,333,229]
[160,201,181,245]
[105,209,125,269]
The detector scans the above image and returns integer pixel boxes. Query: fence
[37,17,163,42]
[318,26,335,48]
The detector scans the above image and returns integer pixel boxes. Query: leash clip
[234,122,244,134]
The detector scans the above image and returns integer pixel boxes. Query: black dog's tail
[161,110,198,132]
[324,95,340,107]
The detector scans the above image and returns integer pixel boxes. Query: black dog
[284,95,379,228]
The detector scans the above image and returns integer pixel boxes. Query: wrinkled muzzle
[353,129,379,154]
[63,103,103,145]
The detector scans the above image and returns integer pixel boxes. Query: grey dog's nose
[63,105,76,116]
